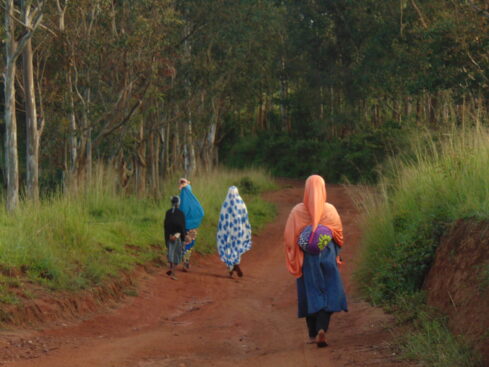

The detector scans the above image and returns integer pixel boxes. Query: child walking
[164,196,186,280]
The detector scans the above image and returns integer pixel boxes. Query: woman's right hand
[336,256,344,266]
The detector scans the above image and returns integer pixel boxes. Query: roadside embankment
[356,126,489,366]
[424,219,489,362]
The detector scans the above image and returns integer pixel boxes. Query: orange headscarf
[284,175,344,278]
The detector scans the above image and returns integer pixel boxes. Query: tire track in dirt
[1,183,415,367]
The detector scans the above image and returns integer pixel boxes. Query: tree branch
[12,12,44,60]
[93,99,143,146]
[410,0,429,29]
[93,79,152,146]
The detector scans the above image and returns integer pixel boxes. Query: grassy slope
[0,168,276,305]
[355,126,488,366]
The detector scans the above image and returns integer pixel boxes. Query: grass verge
[0,167,277,305]
[387,293,484,367]
[355,126,489,366]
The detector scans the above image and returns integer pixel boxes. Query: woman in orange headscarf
[284,175,347,347]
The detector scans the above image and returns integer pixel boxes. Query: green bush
[223,121,407,183]
[237,176,259,195]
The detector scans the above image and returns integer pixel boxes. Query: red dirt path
[0,183,415,367]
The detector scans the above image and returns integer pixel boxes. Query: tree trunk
[162,124,169,176]
[257,94,264,131]
[184,113,196,178]
[330,87,334,117]
[280,57,289,131]
[171,125,178,174]
[68,73,77,173]
[23,3,40,202]
[76,89,92,184]
[135,119,146,196]
[148,129,158,196]
[4,0,20,211]
[86,127,93,184]
[406,96,413,118]
[203,123,217,171]
[203,97,220,171]
[154,129,161,195]
[416,97,421,123]
[55,0,67,32]
[462,95,466,127]
[429,94,437,124]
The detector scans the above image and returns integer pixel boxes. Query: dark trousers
[306,310,332,338]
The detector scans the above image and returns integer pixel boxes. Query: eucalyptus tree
[3,0,44,210]
[22,0,47,202]
[57,0,178,184]
[172,0,284,170]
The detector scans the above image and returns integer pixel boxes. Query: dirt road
[1,183,413,367]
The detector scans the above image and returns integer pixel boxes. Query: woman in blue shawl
[179,178,205,270]
[217,186,252,278]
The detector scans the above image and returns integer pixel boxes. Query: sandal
[316,329,328,348]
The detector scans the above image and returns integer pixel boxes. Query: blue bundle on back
[179,185,204,230]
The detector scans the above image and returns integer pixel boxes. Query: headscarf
[216,186,252,266]
[170,195,180,213]
[284,175,343,278]
[179,177,190,190]
[179,184,204,230]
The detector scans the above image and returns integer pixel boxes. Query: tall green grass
[355,126,488,366]
[356,126,489,304]
[0,166,276,303]
[401,310,484,367]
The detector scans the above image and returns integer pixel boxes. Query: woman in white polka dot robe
[216,186,252,278]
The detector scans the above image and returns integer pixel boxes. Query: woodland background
[1,0,489,211]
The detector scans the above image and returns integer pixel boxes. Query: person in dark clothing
[164,196,186,280]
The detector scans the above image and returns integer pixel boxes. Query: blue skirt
[296,242,348,318]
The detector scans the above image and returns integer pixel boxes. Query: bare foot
[316,329,328,348]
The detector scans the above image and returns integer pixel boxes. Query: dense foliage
[223,121,407,182]
[2,1,489,202]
